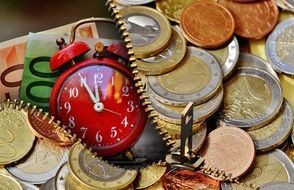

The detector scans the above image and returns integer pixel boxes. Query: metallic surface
[115,0,154,5]
[199,127,255,180]
[219,0,279,39]
[260,182,294,190]
[180,1,235,48]
[222,149,294,189]
[147,46,222,106]
[247,100,293,152]
[266,18,294,75]
[0,173,22,190]
[55,163,69,190]
[40,178,55,190]
[219,67,283,129]
[137,27,186,75]
[68,142,137,189]
[207,36,239,79]
[149,86,223,124]
[20,181,39,190]
[238,53,279,81]
[162,169,220,190]
[136,164,167,189]
[6,139,68,184]
[0,103,35,165]
[120,6,171,58]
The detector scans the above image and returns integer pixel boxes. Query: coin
[68,142,137,190]
[40,178,55,190]
[207,36,239,79]
[136,27,186,75]
[27,109,73,146]
[219,67,283,130]
[199,126,255,181]
[157,118,203,139]
[120,6,171,58]
[237,53,279,81]
[0,173,22,190]
[19,181,39,190]
[136,164,167,189]
[171,121,207,154]
[283,143,294,162]
[6,138,68,184]
[219,0,279,39]
[147,46,222,106]
[266,18,294,75]
[162,169,220,190]
[247,100,293,152]
[180,1,235,48]
[221,149,294,189]
[115,0,154,5]
[0,100,35,165]
[260,181,294,190]
[149,86,223,124]
[54,163,69,190]
[144,180,164,190]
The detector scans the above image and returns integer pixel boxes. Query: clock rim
[49,57,147,156]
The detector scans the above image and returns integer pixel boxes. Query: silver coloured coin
[115,0,154,6]
[292,124,294,144]
[207,36,239,79]
[40,178,55,190]
[222,149,294,190]
[260,181,294,190]
[147,46,222,106]
[285,0,294,8]
[275,0,294,12]
[148,85,223,124]
[238,53,279,81]
[266,18,294,75]
[20,181,39,190]
[137,27,186,75]
[247,99,293,152]
[219,67,283,130]
[6,139,69,184]
[54,163,69,190]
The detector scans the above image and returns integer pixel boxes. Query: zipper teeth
[106,0,175,149]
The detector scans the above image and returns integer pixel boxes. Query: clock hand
[103,108,122,116]
[94,82,100,103]
[79,73,99,103]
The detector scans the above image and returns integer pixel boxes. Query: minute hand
[79,76,99,103]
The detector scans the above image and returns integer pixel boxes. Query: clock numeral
[122,86,129,97]
[121,116,128,127]
[64,102,71,114]
[94,73,103,84]
[95,131,103,143]
[68,116,75,128]
[110,126,117,138]
[127,100,134,113]
[80,127,88,139]
[69,87,79,98]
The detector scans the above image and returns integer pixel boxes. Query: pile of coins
[113,0,294,189]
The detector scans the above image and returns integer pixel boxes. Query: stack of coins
[113,0,294,189]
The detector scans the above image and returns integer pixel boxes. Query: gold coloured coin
[6,138,68,184]
[222,149,294,189]
[120,6,172,58]
[147,46,222,106]
[219,67,283,130]
[149,86,223,124]
[0,173,22,190]
[0,100,35,165]
[68,142,137,190]
[247,99,293,152]
[136,164,167,189]
[136,26,186,75]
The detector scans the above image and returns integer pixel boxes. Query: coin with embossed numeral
[219,67,283,130]
[147,46,222,106]
[266,18,294,75]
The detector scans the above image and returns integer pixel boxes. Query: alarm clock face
[49,59,147,156]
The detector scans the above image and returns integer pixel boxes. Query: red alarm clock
[49,18,147,156]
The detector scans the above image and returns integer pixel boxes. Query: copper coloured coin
[219,0,279,39]
[162,169,220,190]
[180,1,234,49]
[27,111,73,146]
[199,126,255,181]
